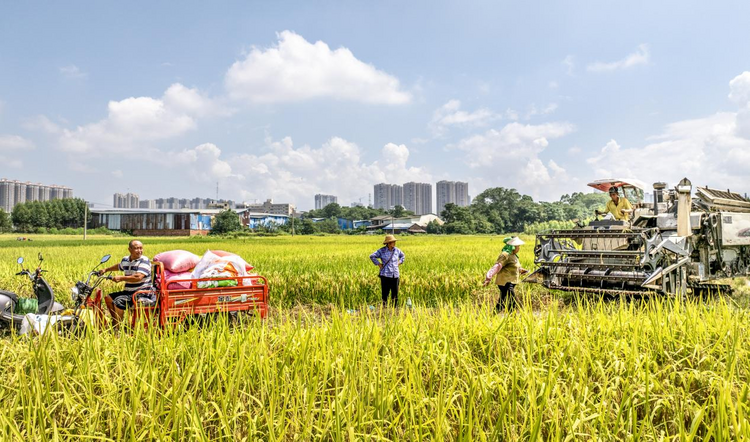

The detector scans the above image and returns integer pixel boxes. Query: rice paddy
[1,234,749,440]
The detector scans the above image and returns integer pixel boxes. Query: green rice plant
[0,299,748,440]
[1,234,749,440]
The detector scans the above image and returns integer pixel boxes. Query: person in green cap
[483,236,528,312]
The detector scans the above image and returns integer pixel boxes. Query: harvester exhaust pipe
[653,182,666,216]
[676,178,692,237]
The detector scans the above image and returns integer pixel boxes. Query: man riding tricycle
[69,241,268,332]
[3,240,268,335]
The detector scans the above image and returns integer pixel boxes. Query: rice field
[1,234,749,440]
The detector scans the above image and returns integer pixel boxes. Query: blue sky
[1,1,749,210]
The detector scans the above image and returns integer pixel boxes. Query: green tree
[11,203,32,232]
[299,219,317,235]
[425,220,444,234]
[441,203,478,233]
[321,203,342,219]
[0,208,12,232]
[317,218,340,234]
[340,205,385,221]
[388,205,413,218]
[29,201,49,228]
[210,210,243,235]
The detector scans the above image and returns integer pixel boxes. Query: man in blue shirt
[370,235,405,307]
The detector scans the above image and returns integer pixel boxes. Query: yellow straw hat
[382,234,397,244]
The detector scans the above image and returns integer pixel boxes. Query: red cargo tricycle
[129,261,268,328]
[68,255,268,332]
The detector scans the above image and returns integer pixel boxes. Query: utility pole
[83,201,87,241]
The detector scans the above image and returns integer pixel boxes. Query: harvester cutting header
[531,177,750,296]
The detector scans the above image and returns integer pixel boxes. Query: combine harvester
[531,178,750,296]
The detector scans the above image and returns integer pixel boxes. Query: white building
[314,194,338,210]
[436,180,470,215]
[403,182,432,215]
[1,179,73,213]
[373,183,403,210]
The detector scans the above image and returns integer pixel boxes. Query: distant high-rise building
[127,193,139,208]
[373,183,403,210]
[0,179,15,213]
[113,192,139,208]
[113,193,125,208]
[25,183,39,202]
[13,181,26,206]
[315,194,338,210]
[455,181,470,207]
[0,179,73,212]
[436,180,469,215]
[39,185,50,202]
[403,182,432,215]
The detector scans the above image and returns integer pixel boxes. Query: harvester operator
[596,187,633,221]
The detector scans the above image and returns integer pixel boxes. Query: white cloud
[59,64,88,79]
[504,108,520,121]
[174,142,242,183]
[163,83,233,117]
[548,81,559,89]
[568,146,582,154]
[172,137,429,208]
[111,170,123,178]
[0,133,29,169]
[525,103,559,119]
[452,121,576,199]
[225,31,412,105]
[429,100,501,136]
[729,71,750,107]
[23,115,62,134]
[562,55,575,76]
[56,83,224,154]
[586,111,750,191]
[0,155,22,168]
[0,135,35,151]
[586,44,650,73]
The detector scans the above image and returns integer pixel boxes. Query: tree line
[429,187,608,234]
[0,188,610,236]
[2,199,91,233]
[240,187,608,235]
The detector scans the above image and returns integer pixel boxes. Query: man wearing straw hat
[483,236,528,312]
[370,234,405,307]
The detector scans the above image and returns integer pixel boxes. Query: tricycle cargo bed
[132,261,268,328]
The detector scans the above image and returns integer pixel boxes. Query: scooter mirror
[17,257,24,264]
[38,253,43,261]
[101,254,111,264]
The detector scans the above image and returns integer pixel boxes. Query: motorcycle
[0,253,65,331]
[65,254,114,333]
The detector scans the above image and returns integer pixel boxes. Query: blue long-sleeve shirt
[370,246,405,278]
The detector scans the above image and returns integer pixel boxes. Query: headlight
[71,286,79,301]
